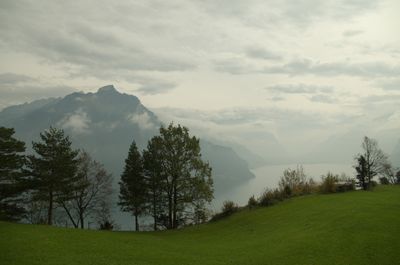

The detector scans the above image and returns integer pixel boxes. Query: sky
[1,0,400,158]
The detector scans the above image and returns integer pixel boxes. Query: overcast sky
[1,0,400,156]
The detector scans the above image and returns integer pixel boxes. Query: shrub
[99,221,114,231]
[210,200,239,222]
[247,195,258,209]
[379,176,390,185]
[222,200,238,215]
[320,172,338,193]
[279,166,307,196]
[259,189,281,207]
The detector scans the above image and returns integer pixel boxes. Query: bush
[320,172,338,193]
[99,221,114,231]
[279,166,316,196]
[379,177,390,185]
[259,189,282,207]
[247,195,258,209]
[210,200,239,222]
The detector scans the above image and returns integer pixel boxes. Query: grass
[1,185,400,265]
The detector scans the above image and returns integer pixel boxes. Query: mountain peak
[97,85,119,94]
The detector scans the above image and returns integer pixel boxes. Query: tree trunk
[80,212,84,229]
[47,191,53,225]
[168,195,173,229]
[135,214,139,231]
[153,191,157,231]
[173,186,177,229]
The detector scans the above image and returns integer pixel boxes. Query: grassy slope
[1,186,399,265]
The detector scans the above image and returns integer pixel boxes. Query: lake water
[212,163,354,210]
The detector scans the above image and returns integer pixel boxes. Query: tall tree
[146,123,213,229]
[27,127,79,225]
[60,151,113,228]
[143,137,166,231]
[118,141,147,231]
[355,136,388,190]
[0,127,26,221]
[355,155,368,190]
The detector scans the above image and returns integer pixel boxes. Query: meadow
[1,185,399,265]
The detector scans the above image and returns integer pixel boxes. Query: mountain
[200,141,255,193]
[0,85,256,228]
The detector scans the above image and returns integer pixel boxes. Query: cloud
[59,109,91,134]
[310,94,337,104]
[342,30,364,37]
[135,81,176,95]
[377,79,400,91]
[0,83,76,110]
[263,59,400,78]
[0,72,35,85]
[245,47,281,61]
[0,1,196,81]
[128,112,155,130]
[265,84,334,94]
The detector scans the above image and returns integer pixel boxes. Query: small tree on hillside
[60,151,113,228]
[0,127,27,221]
[118,141,147,231]
[355,137,389,190]
[27,127,79,225]
[147,123,213,229]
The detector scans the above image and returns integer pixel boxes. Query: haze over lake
[214,163,354,209]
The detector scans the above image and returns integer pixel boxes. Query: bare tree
[355,136,389,189]
[381,162,397,184]
[61,151,113,228]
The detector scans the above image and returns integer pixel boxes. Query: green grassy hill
[1,186,399,265]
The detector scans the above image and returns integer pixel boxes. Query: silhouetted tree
[0,127,26,221]
[27,127,79,225]
[118,141,147,231]
[355,155,368,190]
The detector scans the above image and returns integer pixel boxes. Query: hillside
[1,186,399,265]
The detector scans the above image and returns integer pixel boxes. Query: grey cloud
[263,59,400,77]
[377,79,400,91]
[270,96,285,101]
[0,1,196,81]
[265,84,334,94]
[310,94,337,104]
[342,30,364,37]
[245,47,281,61]
[0,73,35,85]
[0,84,76,110]
[135,81,176,95]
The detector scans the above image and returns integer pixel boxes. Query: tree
[355,136,389,190]
[144,123,213,229]
[143,137,166,231]
[278,165,309,196]
[381,162,397,184]
[0,127,26,221]
[60,151,113,228]
[27,127,79,225]
[118,141,147,231]
[355,155,368,190]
